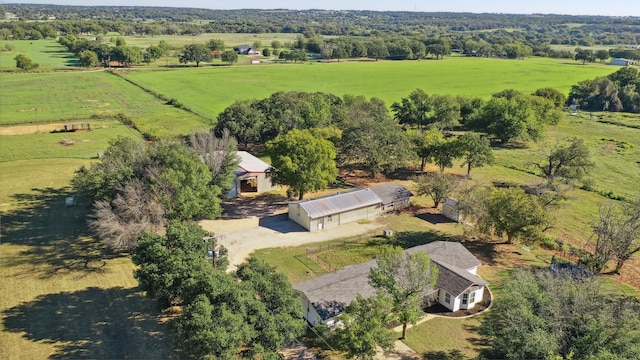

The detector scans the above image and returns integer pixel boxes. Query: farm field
[118,32,305,48]
[0,40,76,69]
[0,71,209,138]
[0,120,142,162]
[123,56,618,118]
[0,159,178,359]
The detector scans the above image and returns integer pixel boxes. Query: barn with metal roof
[288,188,383,231]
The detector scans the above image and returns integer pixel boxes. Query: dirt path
[0,123,66,135]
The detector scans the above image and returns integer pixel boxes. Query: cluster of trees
[13,53,39,71]
[2,5,639,47]
[57,34,154,67]
[575,47,640,64]
[132,221,306,358]
[482,268,640,359]
[568,67,640,113]
[72,130,238,249]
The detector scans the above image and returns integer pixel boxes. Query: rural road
[199,214,382,272]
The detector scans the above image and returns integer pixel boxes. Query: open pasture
[118,32,304,49]
[0,71,208,138]
[0,120,142,163]
[0,159,177,359]
[0,40,76,69]
[123,56,618,118]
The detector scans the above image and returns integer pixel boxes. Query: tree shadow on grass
[422,349,465,360]
[1,187,121,278]
[2,286,178,359]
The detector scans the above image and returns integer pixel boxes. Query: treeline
[1,6,639,48]
[2,5,639,44]
[569,67,640,112]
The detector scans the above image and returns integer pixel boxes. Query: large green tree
[392,90,460,130]
[265,129,338,200]
[530,138,594,188]
[457,132,494,178]
[215,100,265,149]
[482,187,550,244]
[482,268,640,359]
[14,54,39,71]
[470,95,543,144]
[368,246,439,339]
[132,221,216,308]
[176,258,305,359]
[179,43,213,67]
[340,116,412,177]
[414,172,460,208]
[334,295,396,360]
[220,49,238,65]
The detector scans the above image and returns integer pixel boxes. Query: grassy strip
[0,120,142,162]
[124,57,617,118]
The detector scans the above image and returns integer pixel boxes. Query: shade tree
[340,115,412,177]
[529,138,594,188]
[368,246,439,339]
[457,132,495,178]
[265,129,338,200]
[414,172,460,208]
[179,43,213,67]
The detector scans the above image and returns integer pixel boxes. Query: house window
[328,215,332,221]
[462,293,468,305]
[444,292,450,304]
[469,291,476,304]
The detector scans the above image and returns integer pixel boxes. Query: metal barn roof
[236,151,271,173]
[292,189,382,219]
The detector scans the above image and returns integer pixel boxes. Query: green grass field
[117,32,304,48]
[0,40,77,69]
[0,121,142,162]
[0,159,178,359]
[123,56,618,118]
[0,71,209,138]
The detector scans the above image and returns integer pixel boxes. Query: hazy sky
[3,0,640,16]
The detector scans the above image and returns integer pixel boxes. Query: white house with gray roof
[287,184,413,231]
[293,241,487,325]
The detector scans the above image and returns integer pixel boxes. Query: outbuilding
[441,197,461,222]
[611,58,637,66]
[294,241,488,324]
[288,189,382,231]
[225,151,278,198]
[369,183,414,213]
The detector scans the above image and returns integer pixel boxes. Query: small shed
[441,197,461,222]
[288,189,382,232]
[225,151,277,198]
[611,58,637,66]
[369,183,413,213]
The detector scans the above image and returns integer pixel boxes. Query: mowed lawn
[123,56,618,118]
[0,71,209,138]
[0,159,178,359]
[0,40,77,69]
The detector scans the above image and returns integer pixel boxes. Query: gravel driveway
[199,214,382,271]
